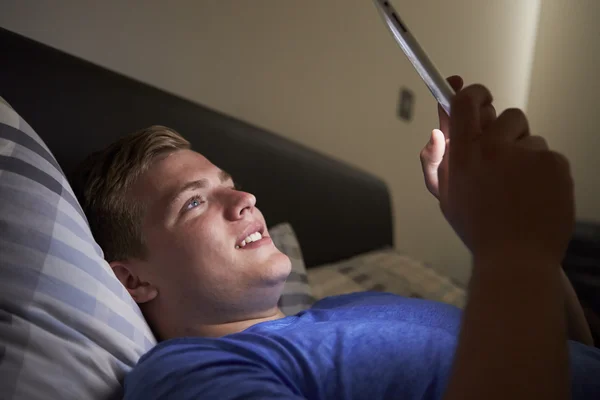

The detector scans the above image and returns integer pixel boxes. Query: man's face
[130,149,291,322]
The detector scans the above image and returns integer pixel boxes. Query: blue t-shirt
[125,292,600,399]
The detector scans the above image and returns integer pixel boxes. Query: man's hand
[447,83,574,261]
[420,78,573,262]
[424,78,591,346]
[420,75,496,201]
[420,75,463,200]
[441,83,575,400]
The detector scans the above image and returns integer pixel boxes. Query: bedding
[0,96,323,399]
[307,248,466,309]
[0,97,156,400]
[271,223,315,315]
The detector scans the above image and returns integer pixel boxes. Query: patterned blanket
[307,248,466,309]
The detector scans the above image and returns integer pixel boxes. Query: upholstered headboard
[0,27,393,267]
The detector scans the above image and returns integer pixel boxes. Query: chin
[262,251,292,285]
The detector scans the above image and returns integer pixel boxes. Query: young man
[72,80,600,400]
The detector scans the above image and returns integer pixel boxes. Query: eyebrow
[167,169,234,211]
[218,169,232,183]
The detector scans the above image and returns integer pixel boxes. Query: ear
[109,260,158,304]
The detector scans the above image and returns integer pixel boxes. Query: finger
[480,103,497,130]
[420,129,446,198]
[549,151,573,183]
[438,76,464,135]
[541,151,574,195]
[518,135,548,151]
[444,98,495,134]
[486,108,530,142]
[447,75,464,92]
[449,84,494,161]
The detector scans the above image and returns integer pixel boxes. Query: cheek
[190,221,235,264]
[152,217,235,270]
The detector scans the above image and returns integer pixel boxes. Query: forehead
[155,149,214,177]
[134,149,220,197]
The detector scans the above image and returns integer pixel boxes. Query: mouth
[235,223,271,250]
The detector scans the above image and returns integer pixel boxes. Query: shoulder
[310,291,404,308]
[124,337,300,400]
[306,291,462,333]
[311,291,460,314]
[129,337,255,378]
[125,338,232,390]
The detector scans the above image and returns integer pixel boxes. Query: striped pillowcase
[0,97,156,400]
[271,223,315,315]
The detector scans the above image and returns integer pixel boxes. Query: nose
[223,189,256,220]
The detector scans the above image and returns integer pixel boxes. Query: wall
[527,0,600,223]
[0,0,541,286]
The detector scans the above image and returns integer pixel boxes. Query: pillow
[0,97,156,400]
[307,248,466,309]
[270,223,315,315]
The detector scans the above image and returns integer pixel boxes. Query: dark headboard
[0,27,393,267]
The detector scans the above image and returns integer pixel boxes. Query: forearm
[561,268,594,346]
[443,251,570,400]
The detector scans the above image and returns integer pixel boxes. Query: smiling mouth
[235,231,264,249]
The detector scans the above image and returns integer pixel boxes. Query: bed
[5,23,600,400]
[0,27,464,400]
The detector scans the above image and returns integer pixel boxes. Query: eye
[184,195,205,212]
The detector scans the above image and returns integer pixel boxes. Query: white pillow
[0,97,156,400]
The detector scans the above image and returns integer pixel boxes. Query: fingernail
[429,132,435,145]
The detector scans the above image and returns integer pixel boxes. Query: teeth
[237,231,262,248]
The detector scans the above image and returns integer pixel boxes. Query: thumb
[420,129,447,198]
[426,129,446,165]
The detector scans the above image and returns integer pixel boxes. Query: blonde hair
[71,125,190,262]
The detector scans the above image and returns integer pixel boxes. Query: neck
[193,307,286,338]
[147,304,286,340]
